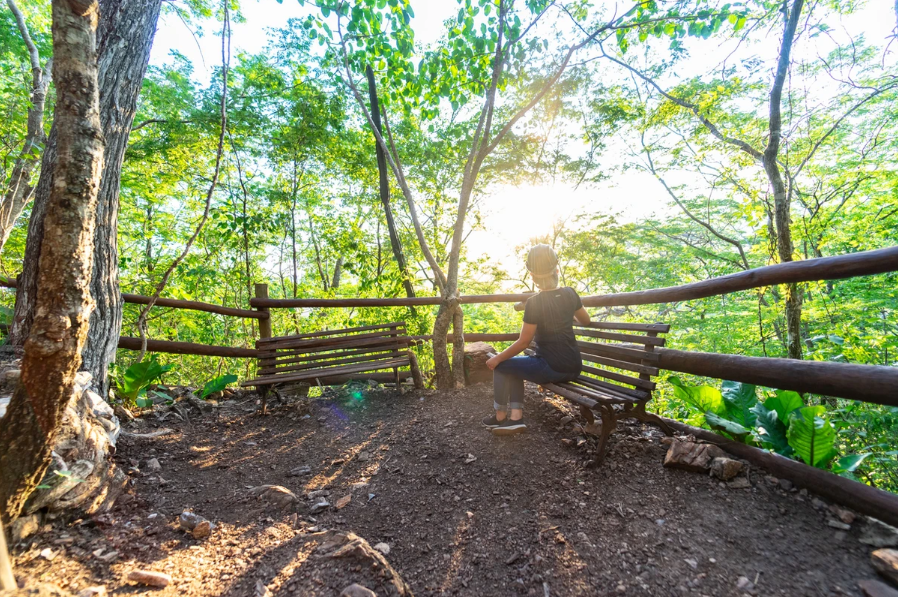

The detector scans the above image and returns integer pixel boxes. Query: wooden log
[660,417,898,529]
[581,245,898,307]
[121,293,267,320]
[118,336,257,358]
[262,322,405,343]
[249,293,535,308]
[657,348,898,407]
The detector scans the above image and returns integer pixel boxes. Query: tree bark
[0,0,104,524]
[365,65,415,300]
[10,0,163,397]
[0,0,52,253]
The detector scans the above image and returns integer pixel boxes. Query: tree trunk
[451,306,466,388]
[365,66,415,300]
[10,0,163,397]
[331,256,343,289]
[0,0,52,254]
[0,0,104,524]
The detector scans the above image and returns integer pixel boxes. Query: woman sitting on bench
[483,244,591,435]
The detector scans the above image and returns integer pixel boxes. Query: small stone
[336,495,352,510]
[709,457,743,481]
[373,542,390,555]
[77,587,107,597]
[192,520,212,539]
[663,440,727,472]
[310,499,330,514]
[859,579,898,597]
[254,579,272,597]
[39,548,56,561]
[615,583,626,593]
[340,584,376,597]
[560,438,574,447]
[812,498,827,510]
[249,485,299,510]
[736,576,754,591]
[357,451,371,462]
[727,477,751,489]
[830,506,856,525]
[145,458,162,472]
[764,475,779,485]
[861,519,898,548]
[778,479,794,491]
[827,519,852,531]
[288,465,312,477]
[465,453,477,464]
[307,489,330,499]
[684,558,698,569]
[872,549,898,586]
[127,570,172,588]
[97,550,119,562]
[467,511,474,519]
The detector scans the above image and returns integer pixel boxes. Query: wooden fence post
[254,283,272,341]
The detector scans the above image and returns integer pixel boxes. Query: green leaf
[117,356,175,403]
[750,402,792,456]
[704,411,750,439]
[720,381,758,427]
[787,406,838,468]
[765,390,804,426]
[668,376,724,414]
[832,453,870,474]
[199,374,238,399]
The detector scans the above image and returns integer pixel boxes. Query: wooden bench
[242,322,423,412]
[541,321,673,466]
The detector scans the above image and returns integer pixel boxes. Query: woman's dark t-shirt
[523,286,583,374]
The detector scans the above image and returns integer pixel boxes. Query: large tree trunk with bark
[0,0,104,524]
[10,0,163,397]
[0,0,52,254]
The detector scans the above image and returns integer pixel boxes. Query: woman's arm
[573,307,591,325]
[486,322,536,370]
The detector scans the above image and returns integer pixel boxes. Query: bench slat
[577,341,661,363]
[555,380,635,404]
[543,383,598,409]
[258,336,404,360]
[259,350,404,376]
[575,328,666,346]
[580,363,656,391]
[243,356,410,387]
[257,328,405,351]
[581,353,660,376]
[261,344,398,368]
[576,322,670,333]
[260,322,407,343]
[575,372,650,400]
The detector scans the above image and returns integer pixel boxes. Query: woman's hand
[486,355,502,370]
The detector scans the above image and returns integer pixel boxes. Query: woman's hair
[532,270,559,291]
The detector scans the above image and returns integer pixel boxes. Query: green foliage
[116,356,176,407]
[787,406,839,468]
[199,374,238,399]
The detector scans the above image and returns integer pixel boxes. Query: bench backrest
[255,321,409,379]
[573,321,670,403]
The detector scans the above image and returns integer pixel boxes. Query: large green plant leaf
[832,453,870,474]
[668,376,724,415]
[787,406,838,468]
[200,374,238,399]
[704,411,750,440]
[750,402,792,456]
[765,390,804,426]
[117,356,175,404]
[720,381,758,427]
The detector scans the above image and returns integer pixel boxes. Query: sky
[149,0,896,279]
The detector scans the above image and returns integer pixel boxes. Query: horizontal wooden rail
[0,278,265,320]
[118,336,257,358]
[657,348,898,408]
[581,245,898,307]
[249,293,535,308]
[121,293,267,320]
[407,333,519,343]
[661,417,898,528]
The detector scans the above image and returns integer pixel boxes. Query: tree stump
[463,342,496,386]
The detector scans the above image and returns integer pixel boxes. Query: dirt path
[11,384,881,596]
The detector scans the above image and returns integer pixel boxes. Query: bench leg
[591,404,617,467]
[629,400,674,436]
[259,385,269,415]
[579,404,595,425]
[393,367,400,388]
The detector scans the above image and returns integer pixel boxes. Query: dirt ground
[9,383,886,596]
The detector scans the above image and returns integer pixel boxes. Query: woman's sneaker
[492,418,527,435]
[481,414,504,428]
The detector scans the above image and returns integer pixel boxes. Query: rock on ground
[872,549,898,586]
[663,439,727,472]
[249,485,299,511]
[859,579,898,597]
[462,342,497,386]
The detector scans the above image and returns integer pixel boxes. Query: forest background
[0,0,896,491]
